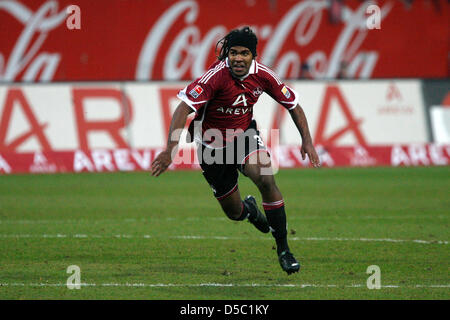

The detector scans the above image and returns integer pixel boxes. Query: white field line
[0,214,447,225]
[0,234,447,244]
[0,282,449,289]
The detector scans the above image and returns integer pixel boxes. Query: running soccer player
[151,27,320,274]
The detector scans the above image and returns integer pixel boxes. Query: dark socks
[263,200,290,255]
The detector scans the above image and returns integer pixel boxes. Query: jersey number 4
[232,94,248,107]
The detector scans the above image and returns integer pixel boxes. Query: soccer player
[151,27,320,274]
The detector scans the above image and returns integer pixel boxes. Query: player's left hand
[301,142,321,168]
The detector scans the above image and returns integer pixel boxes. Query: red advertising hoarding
[1,144,449,174]
[0,0,448,82]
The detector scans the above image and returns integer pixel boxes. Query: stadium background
[0,0,449,173]
[0,0,449,301]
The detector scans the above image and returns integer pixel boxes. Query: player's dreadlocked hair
[215,26,258,61]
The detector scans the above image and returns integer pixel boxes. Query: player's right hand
[151,150,172,177]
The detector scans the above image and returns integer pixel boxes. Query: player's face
[228,46,253,77]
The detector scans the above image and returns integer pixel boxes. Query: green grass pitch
[0,166,448,299]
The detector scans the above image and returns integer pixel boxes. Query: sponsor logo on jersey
[216,106,252,115]
[189,85,203,98]
[281,86,291,99]
[253,87,263,97]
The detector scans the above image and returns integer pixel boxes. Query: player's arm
[151,101,194,177]
[258,64,320,167]
[289,104,321,168]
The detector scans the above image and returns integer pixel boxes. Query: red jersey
[177,58,299,146]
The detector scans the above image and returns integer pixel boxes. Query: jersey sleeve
[260,66,299,110]
[177,63,222,113]
[177,81,213,113]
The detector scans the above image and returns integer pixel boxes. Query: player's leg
[243,151,287,250]
[236,122,291,253]
[198,143,269,232]
[243,150,300,275]
[216,186,270,233]
[216,185,244,220]
[207,177,271,233]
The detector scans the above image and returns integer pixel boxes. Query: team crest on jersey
[281,86,291,99]
[189,85,203,99]
[253,87,263,97]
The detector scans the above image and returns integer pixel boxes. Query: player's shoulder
[197,59,228,85]
[255,61,283,85]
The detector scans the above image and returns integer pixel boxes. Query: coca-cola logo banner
[0,0,448,82]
